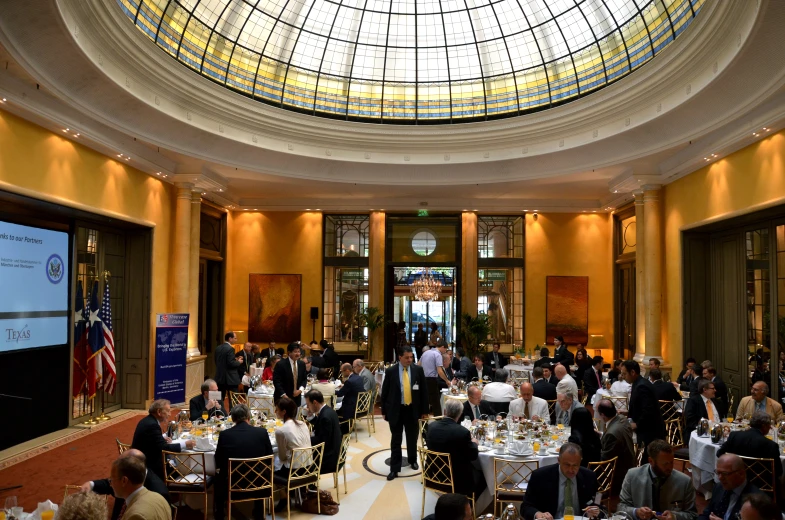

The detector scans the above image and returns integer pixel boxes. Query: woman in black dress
[567,407,602,467]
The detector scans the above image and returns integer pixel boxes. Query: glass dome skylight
[118,0,703,123]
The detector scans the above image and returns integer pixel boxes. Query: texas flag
[86,280,104,399]
[72,281,89,398]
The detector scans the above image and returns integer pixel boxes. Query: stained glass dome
[118,0,703,123]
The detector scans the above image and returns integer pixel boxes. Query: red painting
[545,276,589,345]
[248,274,302,343]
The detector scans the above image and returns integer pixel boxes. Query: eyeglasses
[716,470,741,477]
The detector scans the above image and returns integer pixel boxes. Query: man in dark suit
[215,331,243,402]
[305,389,342,475]
[552,336,574,370]
[336,362,365,423]
[189,379,226,421]
[621,360,666,450]
[718,411,782,481]
[698,454,759,520]
[321,341,341,377]
[704,367,729,419]
[272,342,307,402]
[520,443,599,520]
[131,399,195,480]
[650,369,683,402]
[413,322,428,360]
[462,385,497,421]
[532,367,558,402]
[79,449,170,520]
[534,348,552,368]
[484,342,507,375]
[597,399,635,495]
[425,399,484,497]
[685,379,724,436]
[213,404,273,520]
[263,341,282,360]
[466,355,492,381]
[381,346,429,481]
[677,358,697,391]
[542,365,559,387]
[582,356,604,403]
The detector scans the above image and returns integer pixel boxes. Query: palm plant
[459,312,492,361]
[357,306,387,358]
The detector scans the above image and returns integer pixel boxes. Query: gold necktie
[403,367,412,405]
[293,361,298,384]
[707,400,714,421]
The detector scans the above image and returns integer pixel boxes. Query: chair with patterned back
[322,433,352,504]
[418,416,444,449]
[249,394,275,418]
[279,443,325,520]
[161,450,214,519]
[588,456,617,510]
[295,407,314,432]
[116,438,131,455]
[607,395,628,413]
[739,455,777,503]
[63,485,83,500]
[227,455,275,520]
[324,367,334,379]
[419,447,476,520]
[493,458,539,516]
[635,443,646,467]
[322,394,335,408]
[546,400,558,425]
[230,392,248,407]
[353,390,374,440]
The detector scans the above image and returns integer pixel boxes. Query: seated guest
[534,347,552,368]
[509,383,549,421]
[607,359,623,384]
[272,397,312,512]
[484,341,507,375]
[555,365,579,401]
[303,356,319,377]
[556,391,583,426]
[423,493,473,520]
[262,354,280,381]
[481,369,517,413]
[425,399,485,498]
[677,358,697,391]
[718,411,782,481]
[739,493,780,520]
[454,348,472,381]
[305,390,342,475]
[648,357,661,376]
[703,366,729,416]
[79,449,169,520]
[567,407,601,467]
[736,382,783,423]
[582,356,604,402]
[617,440,697,520]
[542,365,559,386]
[685,379,723,436]
[520,443,599,520]
[597,399,635,495]
[353,359,376,392]
[440,352,456,388]
[131,400,195,480]
[214,404,273,520]
[531,367,557,401]
[462,385,497,422]
[189,379,226,421]
[336,362,365,424]
[610,376,632,411]
[59,491,108,520]
[466,355,492,382]
[107,451,172,520]
[698,454,758,520]
[650,369,683,402]
[310,369,337,401]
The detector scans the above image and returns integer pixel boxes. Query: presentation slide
[0,221,69,353]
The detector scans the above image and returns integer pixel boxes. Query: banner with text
[154,313,189,403]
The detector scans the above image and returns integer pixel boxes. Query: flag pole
[97,270,112,421]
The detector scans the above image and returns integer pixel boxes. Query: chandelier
[410,268,442,302]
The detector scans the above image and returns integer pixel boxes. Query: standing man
[485,341,507,375]
[622,360,666,450]
[215,331,243,402]
[239,342,255,391]
[413,323,428,360]
[552,336,574,370]
[381,347,429,481]
[421,342,450,415]
[582,356,604,403]
[597,399,635,495]
[650,369,683,402]
[131,400,195,480]
[555,364,579,401]
[264,341,279,359]
[272,342,307,402]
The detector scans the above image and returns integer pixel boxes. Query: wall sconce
[533,213,538,221]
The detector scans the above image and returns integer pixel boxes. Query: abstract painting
[545,276,589,345]
[248,274,301,343]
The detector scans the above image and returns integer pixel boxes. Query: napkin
[195,436,213,450]
[31,501,57,520]
[508,441,531,455]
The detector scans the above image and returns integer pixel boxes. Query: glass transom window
[118,0,703,123]
[412,230,437,256]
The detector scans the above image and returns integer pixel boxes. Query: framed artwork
[248,274,302,343]
[545,276,589,345]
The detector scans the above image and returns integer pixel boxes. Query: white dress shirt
[482,382,518,402]
[701,394,720,421]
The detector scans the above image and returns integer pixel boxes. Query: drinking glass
[564,506,574,520]
[726,413,734,424]
[201,411,208,422]
[4,498,16,511]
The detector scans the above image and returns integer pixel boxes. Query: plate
[478,446,491,452]
[547,448,560,455]
[509,450,534,457]
[192,446,214,452]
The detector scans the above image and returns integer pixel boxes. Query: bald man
[555,364,579,400]
[699,454,759,520]
[80,449,170,520]
[509,383,549,420]
[336,362,365,422]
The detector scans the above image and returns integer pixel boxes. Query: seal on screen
[46,254,64,284]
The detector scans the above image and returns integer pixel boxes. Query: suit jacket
[214,342,242,387]
[684,394,724,436]
[552,346,574,369]
[736,396,784,423]
[520,464,597,520]
[336,373,365,420]
[652,380,683,402]
[381,363,429,423]
[600,415,636,495]
[262,347,282,359]
[617,464,697,520]
[534,356,552,369]
[532,379,558,401]
[546,375,559,386]
[321,348,341,377]
[677,368,695,391]
[583,367,603,400]
[556,400,584,426]
[188,394,227,422]
[124,487,172,520]
[214,421,273,481]
[462,399,497,420]
[131,415,182,480]
[466,365,492,381]
[310,405,342,474]
[717,428,783,479]
[698,481,759,520]
[93,470,170,520]
[628,376,666,445]
[272,357,307,401]
[484,351,507,371]
[358,367,376,392]
[425,418,479,496]
[413,329,428,348]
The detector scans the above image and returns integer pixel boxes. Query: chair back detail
[229,392,248,407]
[493,458,539,516]
[588,456,617,509]
[418,416,444,448]
[116,438,131,455]
[227,454,274,518]
[738,455,777,501]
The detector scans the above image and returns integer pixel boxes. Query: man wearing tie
[484,341,506,375]
[582,356,604,402]
[556,391,583,426]
[698,454,758,520]
[381,346,429,481]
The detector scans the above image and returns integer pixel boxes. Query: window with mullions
[324,215,369,258]
[478,216,524,259]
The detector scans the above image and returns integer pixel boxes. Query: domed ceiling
[117,0,703,123]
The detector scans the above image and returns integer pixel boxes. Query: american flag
[100,280,117,394]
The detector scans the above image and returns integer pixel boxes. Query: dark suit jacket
[425,418,479,496]
[414,329,428,349]
[262,347,282,359]
[214,342,242,387]
[484,351,507,372]
[712,377,729,417]
[689,376,705,396]
[718,428,783,479]
[336,373,365,420]
[521,464,598,520]
[684,394,725,436]
[93,470,170,520]
[534,356,552,369]
[652,380,683,402]
[698,481,759,520]
[213,421,273,505]
[188,394,227,422]
[462,399,497,420]
[628,376,666,445]
[466,365,492,381]
[546,375,559,386]
[583,367,603,400]
[310,405,342,474]
[131,415,182,480]
[272,357,307,401]
[321,348,341,377]
[532,379,557,401]
[552,346,574,369]
[677,368,695,391]
[381,363,429,423]
[600,415,636,494]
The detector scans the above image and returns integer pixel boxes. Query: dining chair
[161,450,213,520]
[492,458,539,517]
[275,443,325,520]
[658,400,680,423]
[249,394,275,418]
[229,392,248,407]
[419,447,475,520]
[418,416,444,449]
[588,456,617,510]
[227,454,275,520]
[323,394,336,408]
[116,438,131,455]
[324,367,334,379]
[607,396,628,413]
[546,400,558,425]
[738,455,777,503]
[321,433,352,503]
[353,390,374,440]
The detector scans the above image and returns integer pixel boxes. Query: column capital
[191,191,202,203]
[175,182,194,199]
[641,184,663,192]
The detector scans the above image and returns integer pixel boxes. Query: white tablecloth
[440,389,469,413]
[476,449,559,511]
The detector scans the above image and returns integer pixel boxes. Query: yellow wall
[225,211,323,343]
[525,213,615,361]
[664,129,785,371]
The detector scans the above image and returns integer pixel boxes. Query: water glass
[3,498,16,511]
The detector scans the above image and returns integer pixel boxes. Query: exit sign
[418,209,429,216]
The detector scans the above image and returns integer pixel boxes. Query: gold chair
[276,443,325,520]
[295,407,314,432]
[249,394,275,418]
[322,433,352,504]
[658,400,681,423]
[588,456,617,510]
[230,392,248,407]
[227,455,275,520]
[324,367,334,379]
[738,455,777,502]
[607,396,628,413]
[353,390,374,440]
[339,417,355,439]
[63,485,83,499]
[369,382,381,432]
[161,450,213,519]
[420,448,475,519]
[116,438,131,455]
[418,416,444,448]
[546,400,558,424]
[493,458,539,516]
[324,394,336,408]
[636,443,646,467]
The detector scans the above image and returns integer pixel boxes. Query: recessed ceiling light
[763,127,770,131]
[1,98,6,102]
[202,192,206,195]
[473,209,478,211]
[306,208,311,211]
[463,209,468,211]
[613,190,618,193]
[63,129,68,132]
[156,172,161,176]
[74,133,79,137]
[219,189,223,192]
[244,209,248,211]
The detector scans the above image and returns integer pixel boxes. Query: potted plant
[459,312,492,361]
[357,307,387,358]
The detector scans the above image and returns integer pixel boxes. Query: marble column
[461,212,478,318]
[188,192,201,357]
[368,211,386,361]
[633,191,646,362]
[643,185,663,361]
[172,183,193,315]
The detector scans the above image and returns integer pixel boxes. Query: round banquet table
[440,389,469,412]
[475,448,559,511]
[506,365,533,375]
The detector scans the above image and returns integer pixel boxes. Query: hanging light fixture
[410,268,442,302]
